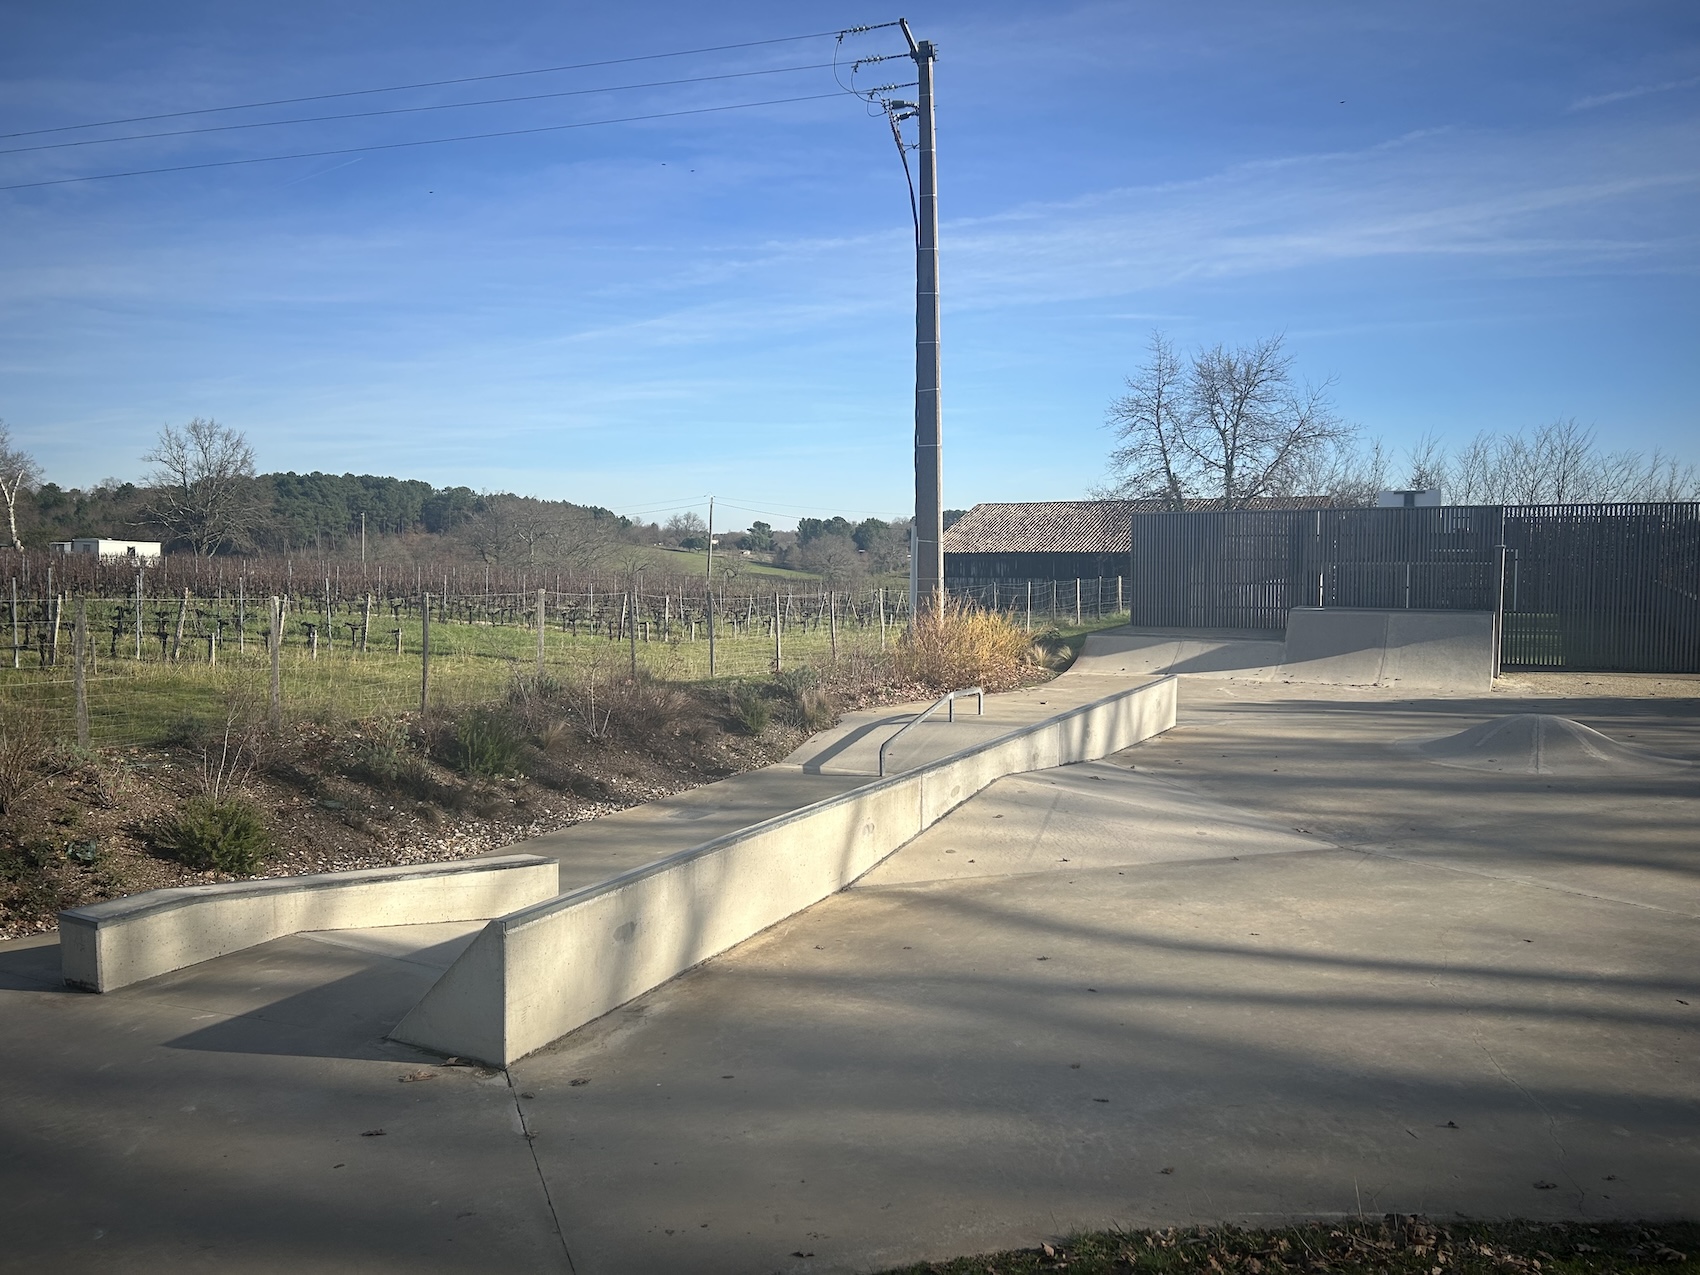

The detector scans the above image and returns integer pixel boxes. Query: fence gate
[1501,504,1700,673]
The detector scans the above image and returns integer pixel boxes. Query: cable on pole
[0,27,894,141]
[0,62,844,157]
[0,91,849,191]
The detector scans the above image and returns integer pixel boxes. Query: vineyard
[3,550,1129,746]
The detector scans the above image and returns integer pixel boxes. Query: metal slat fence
[1118,503,1699,672]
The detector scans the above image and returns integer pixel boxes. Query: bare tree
[1448,431,1499,505]
[1404,431,1449,493]
[0,421,43,550]
[661,511,707,545]
[1102,332,1188,508]
[1104,332,1352,508]
[143,418,261,555]
[798,534,865,588]
[1286,436,1390,507]
[1404,421,1698,505]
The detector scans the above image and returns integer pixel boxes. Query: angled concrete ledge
[59,854,561,993]
[392,677,1177,1066]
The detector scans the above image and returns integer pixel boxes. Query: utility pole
[360,512,366,568]
[900,19,944,615]
[705,496,715,582]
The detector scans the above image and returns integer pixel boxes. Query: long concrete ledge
[59,854,561,993]
[392,678,1177,1066]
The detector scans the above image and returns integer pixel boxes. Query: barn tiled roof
[943,502,1137,554]
[942,498,1324,554]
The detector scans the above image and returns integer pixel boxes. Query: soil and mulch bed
[879,1218,1698,1274]
[0,661,979,942]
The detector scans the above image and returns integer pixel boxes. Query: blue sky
[2,1,1696,529]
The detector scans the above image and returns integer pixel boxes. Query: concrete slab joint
[58,854,562,993]
[391,677,1179,1067]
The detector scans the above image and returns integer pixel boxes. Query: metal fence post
[420,592,431,713]
[73,596,90,749]
[1491,542,1508,679]
[269,596,283,731]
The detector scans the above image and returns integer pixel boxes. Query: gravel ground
[1493,670,1700,699]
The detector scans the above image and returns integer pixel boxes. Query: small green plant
[730,684,771,735]
[350,717,413,786]
[155,797,271,875]
[453,708,524,777]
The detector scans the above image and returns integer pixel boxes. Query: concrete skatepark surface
[2,633,1697,1272]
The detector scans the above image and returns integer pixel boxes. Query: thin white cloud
[935,118,1700,308]
[1571,74,1700,111]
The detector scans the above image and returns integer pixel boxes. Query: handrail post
[877,685,986,777]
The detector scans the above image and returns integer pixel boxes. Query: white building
[1374,489,1443,509]
[48,537,163,563]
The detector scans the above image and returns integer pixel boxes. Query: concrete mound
[1406,713,1693,776]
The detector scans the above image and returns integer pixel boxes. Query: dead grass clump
[0,707,53,815]
[896,600,1033,693]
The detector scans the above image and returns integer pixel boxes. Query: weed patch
[451,708,525,778]
[154,796,271,875]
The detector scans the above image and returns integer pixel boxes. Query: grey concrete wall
[1281,608,1494,693]
[392,678,1178,1066]
[59,855,561,993]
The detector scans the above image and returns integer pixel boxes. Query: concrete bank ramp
[1280,607,1493,693]
[1404,713,1695,777]
[1078,607,1495,694]
[1066,630,1283,680]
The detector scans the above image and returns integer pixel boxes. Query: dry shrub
[519,659,712,748]
[0,707,51,815]
[896,599,1033,693]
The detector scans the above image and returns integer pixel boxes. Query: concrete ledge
[392,678,1177,1066]
[59,855,561,993]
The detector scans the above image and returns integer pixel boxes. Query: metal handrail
[877,686,985,776]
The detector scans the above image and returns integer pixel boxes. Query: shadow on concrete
[162,962,437,1060]
[510,841,1700,1273]
[0,1024,565,1271]
[0,937,69,993]
[794,711,915,774]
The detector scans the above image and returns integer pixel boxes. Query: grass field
[4,592,1125,747]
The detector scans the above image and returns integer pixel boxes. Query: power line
[717,498,909,520]
[0,62,839,157]
[0,91,876,192]
[0,24,904,141]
